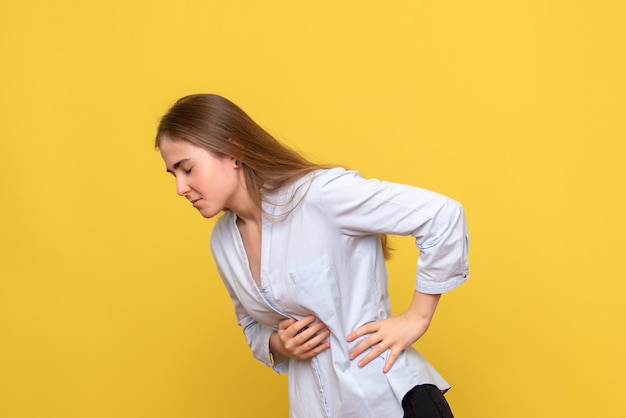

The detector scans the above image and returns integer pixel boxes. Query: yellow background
[1,1,624,417]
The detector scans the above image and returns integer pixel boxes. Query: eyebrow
[166,159,189,174]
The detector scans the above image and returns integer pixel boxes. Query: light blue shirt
[210,168,469,418]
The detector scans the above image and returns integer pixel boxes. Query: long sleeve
[317,169,469,293]
[241,316,290,372]
[215,263,291,372]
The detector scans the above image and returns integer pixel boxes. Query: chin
[198,208,221,219]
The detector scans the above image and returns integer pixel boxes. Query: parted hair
[155,94,325,205]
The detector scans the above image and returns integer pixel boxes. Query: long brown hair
[155,94,391,258]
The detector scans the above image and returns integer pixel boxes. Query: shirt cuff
[253,324,290,373]
[415,271,469,294]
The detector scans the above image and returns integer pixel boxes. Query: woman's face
[159,138,243,218]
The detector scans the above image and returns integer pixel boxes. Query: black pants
[401,384,454,418]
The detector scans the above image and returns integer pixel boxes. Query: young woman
[156,94,469,418]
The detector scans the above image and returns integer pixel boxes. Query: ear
[228,138,244,168]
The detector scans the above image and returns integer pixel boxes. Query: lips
[191,198,202,207]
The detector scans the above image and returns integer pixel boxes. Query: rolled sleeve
[414,199,469,293]
[241,317,288,372]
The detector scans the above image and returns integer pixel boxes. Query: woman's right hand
[270,315,331,360]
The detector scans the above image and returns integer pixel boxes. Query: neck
[232,205,262,227]
[228,185,262,227]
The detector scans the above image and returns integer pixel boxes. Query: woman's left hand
[346,291,441,373]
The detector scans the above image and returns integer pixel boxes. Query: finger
[278,318,295,331]
[298,330,331,359]
[283,317,311,339]
[301,328,330,351]
[307,328,330,347]
[296,321,327,341]
[346,321,378,342]
[382,348,400,373]
[295,315,317,329]
[293,323,330,348]
[299,340,331,359]
[289,316,317,335]
[348,333,380,360]
[356,342,389,368]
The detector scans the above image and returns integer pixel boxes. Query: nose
[175,177,191,196]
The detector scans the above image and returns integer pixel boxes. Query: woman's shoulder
[291,167,366,198]
[309,167,361,187]
[260,168,356,214]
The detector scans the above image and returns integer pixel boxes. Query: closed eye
[166,158,191,176]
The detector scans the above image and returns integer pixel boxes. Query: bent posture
[156,94,469,417]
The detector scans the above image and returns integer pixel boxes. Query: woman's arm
[315,169,468,372]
